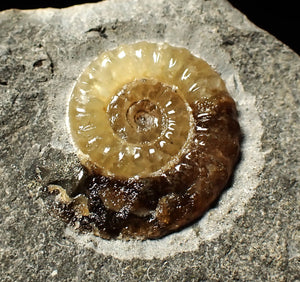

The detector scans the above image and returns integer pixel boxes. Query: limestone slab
[0,0,299,280]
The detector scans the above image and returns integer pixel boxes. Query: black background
[0,1,299,55]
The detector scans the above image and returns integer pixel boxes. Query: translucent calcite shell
[50,42,240,239]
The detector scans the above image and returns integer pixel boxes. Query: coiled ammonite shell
[49,42,240,239]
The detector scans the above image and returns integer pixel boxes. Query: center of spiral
[108,79,168,144]
[127,100,160,133]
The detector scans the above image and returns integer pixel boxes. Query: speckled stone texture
[0,0,299,281]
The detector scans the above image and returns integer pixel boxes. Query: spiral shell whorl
[53,42,241,239]
[69,42,225,179]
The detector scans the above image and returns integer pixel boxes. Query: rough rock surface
[0,0,299,280]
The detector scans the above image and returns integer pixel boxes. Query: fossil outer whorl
[51,42,240,239]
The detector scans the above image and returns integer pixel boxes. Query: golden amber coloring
[50,42,240,239]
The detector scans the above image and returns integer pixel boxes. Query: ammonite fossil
[49,42,240,239]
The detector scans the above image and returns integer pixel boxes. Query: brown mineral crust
[51,89,240,239]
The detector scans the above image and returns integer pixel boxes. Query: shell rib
[50,42,240,239]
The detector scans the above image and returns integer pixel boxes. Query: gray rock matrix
[0,0,299,280]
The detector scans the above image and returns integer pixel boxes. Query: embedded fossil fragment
[49,42,240,239]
